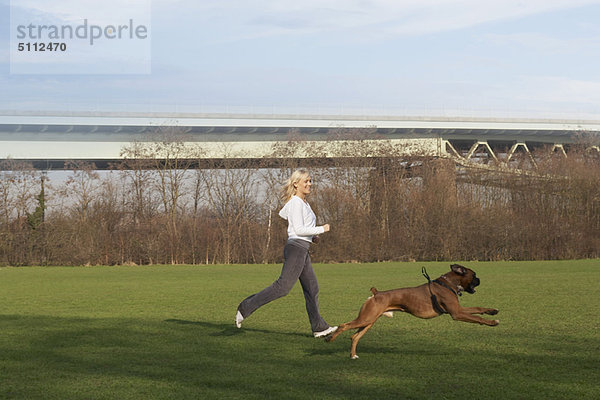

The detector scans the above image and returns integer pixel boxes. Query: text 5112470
[18,42,67,52]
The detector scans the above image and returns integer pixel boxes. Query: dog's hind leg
[350,322,375,359]
[326,297,383,343]
[326,317,371,342]
[325,322,349,342]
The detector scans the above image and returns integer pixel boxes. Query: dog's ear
[450,264,467,275]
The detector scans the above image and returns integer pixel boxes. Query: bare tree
[195,147,260,264]
[120,129,202,264]
[120,141,159,224]
[0,160,39,223]
[64,161,101,222]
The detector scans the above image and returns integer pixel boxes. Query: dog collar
[421,267,449,315]
[434,277,461,297]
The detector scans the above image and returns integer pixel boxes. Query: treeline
[0,137,599,265]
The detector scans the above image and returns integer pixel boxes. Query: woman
[235,168,337,338]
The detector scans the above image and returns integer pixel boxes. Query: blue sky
[2,0,600,118]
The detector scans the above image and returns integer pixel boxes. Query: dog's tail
[370,287,378,295]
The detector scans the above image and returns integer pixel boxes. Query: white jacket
[279,195,325,242]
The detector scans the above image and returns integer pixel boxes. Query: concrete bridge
[1,111,599,169]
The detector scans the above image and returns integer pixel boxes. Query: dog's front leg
[445,304,499,326]
[460,306,499,316]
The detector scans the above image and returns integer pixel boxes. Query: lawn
[0,260,598,399]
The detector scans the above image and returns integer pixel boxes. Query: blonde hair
[281,168,310,203]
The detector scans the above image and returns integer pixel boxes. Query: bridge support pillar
[551,144,567,158]
[466,141,498,163]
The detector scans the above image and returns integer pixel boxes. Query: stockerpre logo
[10,0,151,75]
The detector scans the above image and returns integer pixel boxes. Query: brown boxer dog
[326,264,499,359]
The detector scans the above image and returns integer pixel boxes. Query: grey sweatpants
[237,239,330,333]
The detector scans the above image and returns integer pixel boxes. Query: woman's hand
[322,224,330,232]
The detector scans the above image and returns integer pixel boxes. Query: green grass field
[0,260,598,399]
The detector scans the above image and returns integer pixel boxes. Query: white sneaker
[313,326,337,338]
[235,310,244,328]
